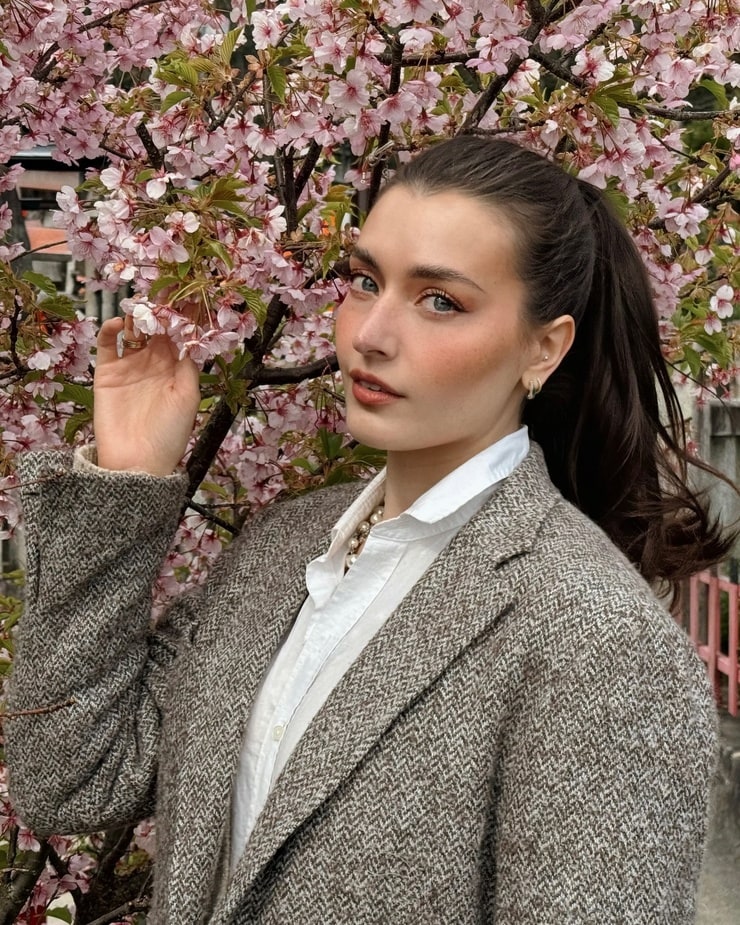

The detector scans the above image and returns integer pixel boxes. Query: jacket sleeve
[489,593,717,924]
[4,449,198,835]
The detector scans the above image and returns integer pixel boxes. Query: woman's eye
[422,290,463,314]
[348,272,378,294]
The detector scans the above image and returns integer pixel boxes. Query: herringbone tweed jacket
[7,447,716,924]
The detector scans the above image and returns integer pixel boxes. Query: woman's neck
[381,426,527,518]
[382,450,466,519]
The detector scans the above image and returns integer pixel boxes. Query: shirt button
[272,724,285,741]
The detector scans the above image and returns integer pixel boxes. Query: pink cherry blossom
[572,46,616,84]
[709,285,735,320]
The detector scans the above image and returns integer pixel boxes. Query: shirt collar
[331,426,529,540]
[404,426,529,525]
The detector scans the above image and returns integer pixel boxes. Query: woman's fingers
[120,313,150,353]
[96,317,125,365]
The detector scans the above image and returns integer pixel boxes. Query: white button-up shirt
[230,427,529,867]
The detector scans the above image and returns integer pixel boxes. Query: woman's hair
[384,134,734,591]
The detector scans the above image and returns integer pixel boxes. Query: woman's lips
[350,370,402,405]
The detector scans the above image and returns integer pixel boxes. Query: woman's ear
[521,315,575,394]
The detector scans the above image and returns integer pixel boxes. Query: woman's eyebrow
[351,246,485,292]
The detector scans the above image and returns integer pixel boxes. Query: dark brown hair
[385,135,735,591]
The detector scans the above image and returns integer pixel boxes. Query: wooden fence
[680,563,740,716]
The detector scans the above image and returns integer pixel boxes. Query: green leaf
[296,200,317,223]
[318,428,344,460]
[64,409,93,443]
[325,184,352,203]
[679,345,702,379]
[347,442,386,467]
[592,91,620,127]
[698,78,729,110]
[37,296,78,321]
[693,331,732,366]
[438,74,468,93]
[290,457,318,473]
[211,199,248,218]
[180,62,201,87]
[149,275,181,298]
[224,377,249,413]
[321,241,341,277]
[229,347,253,376]
[21,271,57,297]
[266,64,288,104]
[208,177,249,200]
[57,382,94,409]
[219,28,243,67]
[46,908,73,923]
[161,90,192,113]
[204,240,233,268]
[602,184,630,222]
[198,480,231,498]
[190,57,220,76]
[240,288,267,327]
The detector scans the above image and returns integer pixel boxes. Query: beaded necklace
[345,502,385,570]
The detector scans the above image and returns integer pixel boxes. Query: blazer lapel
[218,447,560,917]
[162,488,359,917]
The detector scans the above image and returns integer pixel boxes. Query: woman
[6,137,731,923]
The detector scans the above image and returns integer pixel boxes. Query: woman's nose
[351,294,397,357]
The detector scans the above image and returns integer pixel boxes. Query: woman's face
[335,186,542,476]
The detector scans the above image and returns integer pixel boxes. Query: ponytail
[523,181,733,590]
[387,135,735,592]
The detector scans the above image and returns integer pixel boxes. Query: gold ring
[121,337,148,350]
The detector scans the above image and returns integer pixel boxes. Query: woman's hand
[93,316,201,476]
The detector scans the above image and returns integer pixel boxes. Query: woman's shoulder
[484,448,699,667]
[218,480,365,570]
[245,480,365,536]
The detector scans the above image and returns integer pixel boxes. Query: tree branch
[293,140,323,200]
[460,18,548,132]
[690,165,733,205]
[369,37,404,208]
[83,901,150,925]
[0,840,49,924]
[255,354,338,385]
[185,499,239,534]
[184,293,334,502]
[281,149,298,233]
[1,698,75,722]
[525,0,549,27]
[377,50,472,66]
[208,70,260,131]
[648,164,734,231]
[185,395,244,500]
[46,843,84,907]
[135,122,164,170]
[642,104,740,122]
[32,0,167,82]
[528,47,587,90]
[9,298,29,377]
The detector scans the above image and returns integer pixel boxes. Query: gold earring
[527,378,542,400]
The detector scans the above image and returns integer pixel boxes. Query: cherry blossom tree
[0,0,738,919]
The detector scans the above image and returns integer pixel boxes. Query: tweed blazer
[6,446,716,924]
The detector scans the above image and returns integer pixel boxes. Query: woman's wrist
[75,445,179,478]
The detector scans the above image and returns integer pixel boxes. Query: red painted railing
[680,568,740,716]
